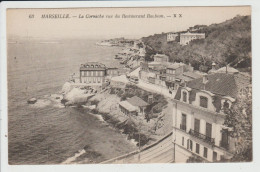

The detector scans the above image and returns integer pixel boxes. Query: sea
[7,38,137,164]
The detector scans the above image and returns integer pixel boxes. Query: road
[101,132,174,164]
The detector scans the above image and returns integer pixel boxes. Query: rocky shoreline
[57,82,172,148]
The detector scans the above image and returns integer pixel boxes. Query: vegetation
[142,15,251,73]
[223,86,252,162]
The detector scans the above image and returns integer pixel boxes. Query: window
[213,151,217,161]
[196,143,200,154]
[187,139,189,149]
[200,96,208,108]
[194,118,200,133]
[203,147,208,158]
[183,91,187,102]
[223,100,230,109]
[182,137,184,146]
[206,123,212,138]
[181,114,187,131]
[221,129,229,149]
[190,140,193,151]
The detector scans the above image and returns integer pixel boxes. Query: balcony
[189,129,215,145]
[219,140,229,150]
[180,124,186,132]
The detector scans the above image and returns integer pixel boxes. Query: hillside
[142,15,251,73]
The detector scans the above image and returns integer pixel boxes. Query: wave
[61,149,86,164]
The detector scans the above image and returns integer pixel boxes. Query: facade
[180,32,205,45]
[172,73,251,162]
[153,54,169,63]
[106,67,119,77]
[79,62,106,87]
[140,61,198,91]
[139,61,167,87]
[165,63,198,91]
[167,32,178,42]
[79,62,120,90]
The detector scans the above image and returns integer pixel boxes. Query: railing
[189,129,215,145]
[219,140,229,150]
[180,124,186,131]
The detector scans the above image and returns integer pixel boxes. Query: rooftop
[167,63,185,70]
[180,32,205,36]
[119,101,138,112]
[127,96,149,107]
[216,66,239,74]
[80,62,106,71]
[154,54,169,58]
[183,71,202,79]
[186,73,238,98]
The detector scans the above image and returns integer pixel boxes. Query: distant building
[110,75,128,88]
[180,32,205,45]
[140,62,197,90]
[172,73,251,162]
[167,32,178,42]
[119,96,149,116]
[165,63,198,92]
[106,67,119,77]
[153,54,169,63]
[79,62,106,87]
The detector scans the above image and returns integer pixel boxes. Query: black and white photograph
[1,3,256,169]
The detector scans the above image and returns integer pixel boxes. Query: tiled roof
[127,96,149,107]
[174,72,251,113]
[183,71,202,79]
[186,73,238,98]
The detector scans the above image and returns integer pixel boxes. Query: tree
[223,86,252,162]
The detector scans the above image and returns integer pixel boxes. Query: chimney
[202,74,208,90]
[212,62,216,70]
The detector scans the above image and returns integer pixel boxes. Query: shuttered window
[194,118,200,133]
[196,143,200,154]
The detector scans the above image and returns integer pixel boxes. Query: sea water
[7,38,136,164]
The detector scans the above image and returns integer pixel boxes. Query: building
[119,96,149,116]
[139,61,168,87]
[165,63,199,92]
[172,73,251,162]
[153,54,169,63]
[180,32,205,45]
[167,32,178,42]
[119,101,139,116]
[106,67,119,77]
[79,62,106,88]
[140,61,198,90]
[110,75,129,88]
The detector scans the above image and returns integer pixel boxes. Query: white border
[1,1,260,172]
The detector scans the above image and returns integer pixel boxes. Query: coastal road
[101,132,174,164]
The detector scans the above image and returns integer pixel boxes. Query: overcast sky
[7,6,251,39]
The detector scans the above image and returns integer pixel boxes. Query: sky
[7,6,251,39]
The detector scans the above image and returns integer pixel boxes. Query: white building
[167,32,178,42]
[172,73,250,162]
[180,32,205,45]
